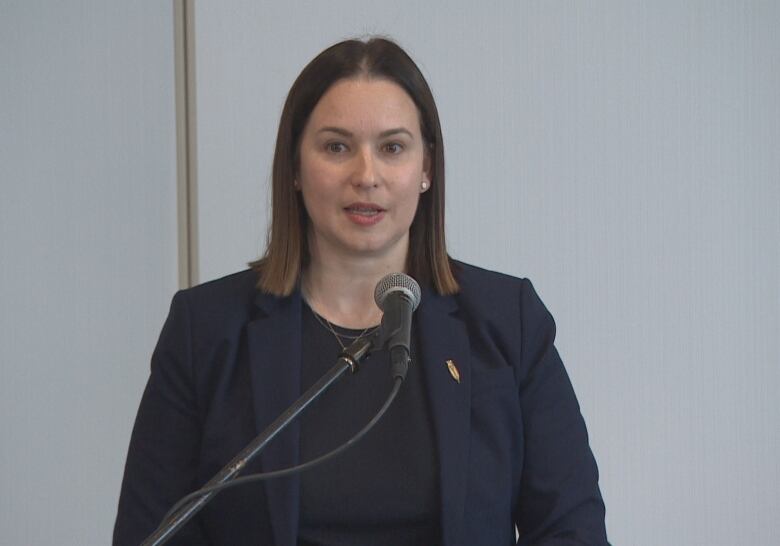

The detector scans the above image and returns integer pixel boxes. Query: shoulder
[451,260,554,331]
[452,260,534,307]
[453,260,529,293]
[172,269,262,327]
[181,268,259,301]
[180,269,257,304]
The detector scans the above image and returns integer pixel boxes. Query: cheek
[299,165,338,206]
[298,152,337,190]
[300,188,331,226]
[397,186,422,222]
[391,167,423,213]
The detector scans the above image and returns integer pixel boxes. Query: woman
[114,37,608,545]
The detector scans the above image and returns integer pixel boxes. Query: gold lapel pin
[446,359,461,383]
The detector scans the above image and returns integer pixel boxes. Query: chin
[344,238,400,258]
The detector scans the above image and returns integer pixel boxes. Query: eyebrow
[317,126,415,139]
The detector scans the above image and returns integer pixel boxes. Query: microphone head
[374,273,422,311]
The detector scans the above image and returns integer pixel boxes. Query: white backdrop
[1,2,777,545]
[193,2,779,545]
[1,2,178,544]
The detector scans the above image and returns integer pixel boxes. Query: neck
[303,248,405,329]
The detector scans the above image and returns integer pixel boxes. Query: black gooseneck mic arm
[140,334,376,546]
[142,272,422,545]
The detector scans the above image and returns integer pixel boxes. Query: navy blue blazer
[114,263,608,545]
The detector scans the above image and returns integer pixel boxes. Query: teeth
[347,207,380,215]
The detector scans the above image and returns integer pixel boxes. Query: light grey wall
[193,2,779,545]
[2,2,777,545]
[1,2,178,544]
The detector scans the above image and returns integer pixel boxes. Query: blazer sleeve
[113,291,211,546]
[513,279,609,545]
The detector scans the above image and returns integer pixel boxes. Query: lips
[344,202,386,225]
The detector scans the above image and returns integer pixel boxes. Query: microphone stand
[141,334,377,546]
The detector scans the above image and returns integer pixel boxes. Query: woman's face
[297,78,429,267]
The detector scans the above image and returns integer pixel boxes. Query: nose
[351,146,379,188]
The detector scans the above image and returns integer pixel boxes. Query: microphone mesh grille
[374,273,422,310]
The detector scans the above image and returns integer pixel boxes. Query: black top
[298,303,439,545]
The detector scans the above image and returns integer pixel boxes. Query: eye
[383,142,404,154]
[325,142,348,153]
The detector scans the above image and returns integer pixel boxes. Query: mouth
[343,202,386,225]
[343,203,386,216]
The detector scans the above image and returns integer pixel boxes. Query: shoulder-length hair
[251,37,458,296]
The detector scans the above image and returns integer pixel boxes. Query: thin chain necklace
[309,308,380,351]
[302,276,380,350]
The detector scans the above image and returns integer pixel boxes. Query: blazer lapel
[247,289,302,546]
[417,288,471,546]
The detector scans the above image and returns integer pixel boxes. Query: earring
[421,180,429,191]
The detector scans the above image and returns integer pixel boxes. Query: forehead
[306,78,421,135]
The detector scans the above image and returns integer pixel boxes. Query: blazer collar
[247,286,471,546]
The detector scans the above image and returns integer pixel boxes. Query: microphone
[374,273,421,380]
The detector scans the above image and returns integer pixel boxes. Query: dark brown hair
[251,37,458,295]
